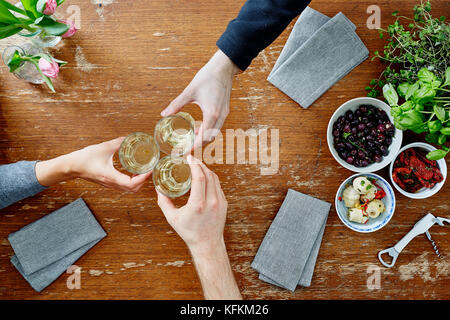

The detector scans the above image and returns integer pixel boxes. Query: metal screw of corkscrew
[425,231,441,258]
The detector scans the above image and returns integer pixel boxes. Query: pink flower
[42,0,57,15]
[58,19,78,38]
[38,58,59,78]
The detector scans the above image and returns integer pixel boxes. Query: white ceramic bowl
[389,142,447,199]
[335,173,396,233]
[327,97,403,173]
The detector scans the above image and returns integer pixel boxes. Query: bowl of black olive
[327,97,403,173]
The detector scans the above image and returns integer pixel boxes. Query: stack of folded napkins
[251,189,331,291]
[268,7,369,108]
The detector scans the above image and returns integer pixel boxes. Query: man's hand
[156,155,242,300]
[157,155,227,252]
[35,137,152,192]
[161,50,240,148]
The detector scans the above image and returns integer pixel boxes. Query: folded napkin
[268,7,369,108]
[8,198,106,292]
[251,189,331,291]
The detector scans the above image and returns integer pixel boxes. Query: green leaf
[383,83,398,106]
[438,134,447,145]
[397,110,425,131]
[406,82,419,100]
[417,68,436,84]
[441,127,450,136]
[0,0,27,16]
[0,24,22,39]
[392,10,399,16]
[428,120,442,133]
[34,15,69,36]
[434,104,446,122]
[29,58,55,92]
[6,49,23,72]
[426,149,448,160]
[36,0,45,14]
[425,132,440,144]
[20,0,41,19]
[0,2,21,24]
[397,82,410,98]
[399,100,414,111]
[412,85,436,104]
[444,67,450,87]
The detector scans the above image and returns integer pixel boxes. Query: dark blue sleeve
[217,0,311,70]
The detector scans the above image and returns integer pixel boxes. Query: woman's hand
[161,50,240,149]
[35,137,152,192]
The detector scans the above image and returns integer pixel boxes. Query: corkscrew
[378,213,449,268]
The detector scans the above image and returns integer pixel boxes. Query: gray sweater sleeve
[0,161,47,209]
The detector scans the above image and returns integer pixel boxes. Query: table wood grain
[0,0,448,300]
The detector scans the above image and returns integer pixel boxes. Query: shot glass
[154,112,195,156]
[119,132,160,174]
[152,155,191,198]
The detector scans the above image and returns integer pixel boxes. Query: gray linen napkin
[8,198,106,292]
[268,7,369,108]
[251,189,330,291]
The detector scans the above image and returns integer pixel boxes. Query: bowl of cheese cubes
[335,173,396,233]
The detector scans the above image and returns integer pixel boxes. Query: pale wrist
[210,50,240,77]
[35,153,78,186]
[189,237,227,260]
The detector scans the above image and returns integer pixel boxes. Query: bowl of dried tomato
[390,142,447,199]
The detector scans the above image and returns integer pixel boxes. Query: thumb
[104,136,125,154]
[156,190,177,219]
[161,91,192,117]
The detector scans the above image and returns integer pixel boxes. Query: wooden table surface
[0,0,449,300]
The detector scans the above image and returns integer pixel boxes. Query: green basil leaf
[426,149,448,160]
[438,134,447,145]
[397,82,411,98]
[441,127,450,135]
[398,110,425,130]
[412,85,436,104]
[399,100,414,111]
[417,68,437,83]
[428,120,442,133]
[405,81,419,100]
[434,104,446,122]
[425,132,440,144]
[444,67,450,87]
[383,83,398,106]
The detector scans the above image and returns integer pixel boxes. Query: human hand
[36,137,152,192]
[156,155,228,253]
[161,50,240,148]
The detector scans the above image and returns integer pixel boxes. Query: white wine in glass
[153,155,191,198]
[119,132,160,174]
[154,112,194,156]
